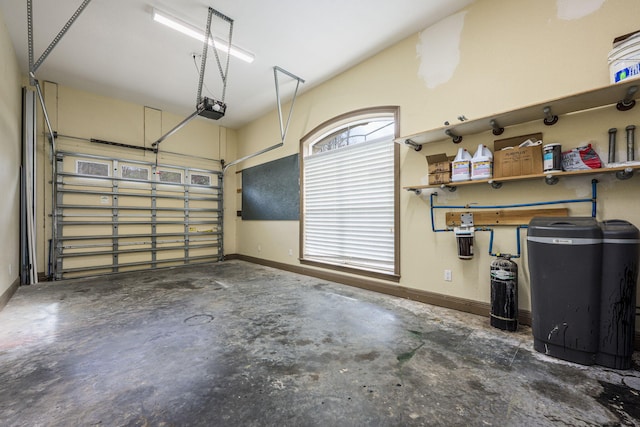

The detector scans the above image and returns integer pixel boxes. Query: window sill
[300,258,400,283]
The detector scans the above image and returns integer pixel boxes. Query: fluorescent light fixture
[152,8,255,63]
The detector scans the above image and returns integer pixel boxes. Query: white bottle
[451,148,472,182]
[471,144,493,180]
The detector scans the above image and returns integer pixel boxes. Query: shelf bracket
[489,180,502,189]
[616,85,638,111]
[543,106,559,126]
[545,174,559,185]
[406,188,422,195]
[404,139,422,152]
[440,183,457,192]
[489,119,504,136]
[445,129,463,144]
[615,167,634,180]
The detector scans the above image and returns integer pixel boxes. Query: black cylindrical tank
[490,255,518,331]
[596,219,639,370]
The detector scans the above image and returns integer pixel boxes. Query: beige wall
[234,0,640,324]
[0,10,22,297]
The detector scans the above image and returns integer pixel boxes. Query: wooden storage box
[493,133,543,178]
[426,153,453,185]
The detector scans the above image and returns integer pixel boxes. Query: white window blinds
[303,137,395,273]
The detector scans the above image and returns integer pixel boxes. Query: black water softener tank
[490,255,518,331]
[527,217,603,365]
[596,219,639,370]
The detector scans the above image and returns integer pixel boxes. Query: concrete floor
[0,260,639,426]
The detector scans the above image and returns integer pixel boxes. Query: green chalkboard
[241,154,299,220]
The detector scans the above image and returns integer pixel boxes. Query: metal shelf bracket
[616,85,638,111]
[404,139,422,151]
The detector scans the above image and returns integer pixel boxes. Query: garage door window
[191,173,211,186]
[121,165,149,181]
[76,160,110,177]
[157,169,183,184]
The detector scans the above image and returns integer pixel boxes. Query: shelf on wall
[404,164,640,191]
[397,79,640,148]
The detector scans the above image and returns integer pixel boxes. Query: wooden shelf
[397,80,640,148]
[404,164,640,191]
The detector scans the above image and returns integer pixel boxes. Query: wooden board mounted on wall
[445,208,569,227]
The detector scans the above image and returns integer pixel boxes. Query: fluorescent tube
[152,8,255,63]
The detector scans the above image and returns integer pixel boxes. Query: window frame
[299,106,400,282]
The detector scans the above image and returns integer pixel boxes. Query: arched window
[300,107,399,280]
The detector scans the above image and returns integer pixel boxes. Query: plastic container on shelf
[543,143,562,172]
[471,144,493,180]
[451,148,472,182]
[609,32,640,84]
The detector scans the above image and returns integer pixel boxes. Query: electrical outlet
[444,269,452,282]
[8,264,12,276]
[288,249,293,256]
[257,244,262,253]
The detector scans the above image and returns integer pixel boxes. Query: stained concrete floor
[0,260,639,426]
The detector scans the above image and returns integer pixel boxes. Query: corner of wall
[0,9,23,300]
